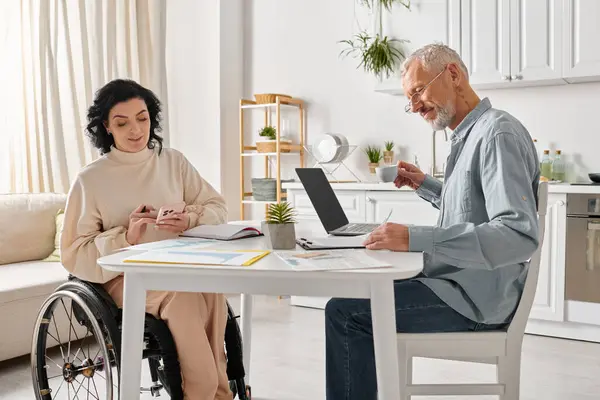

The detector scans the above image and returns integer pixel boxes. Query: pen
[381,209,393,225]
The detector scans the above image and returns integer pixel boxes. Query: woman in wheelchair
[56,79,234,400]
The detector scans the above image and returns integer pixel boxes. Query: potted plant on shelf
[261,202,297,250]
[256,125,291,153]
[383,140,395,164]
[364,145,383,174]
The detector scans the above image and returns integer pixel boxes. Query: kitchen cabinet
[366,191,439,226]
[287,189,366,223]
[460,0,563,89]
[529,193,567,322]
[510,0,563,83]
[562,0,600,83]
[459,0,510,86]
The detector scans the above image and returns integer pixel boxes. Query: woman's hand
[394,160,426,190]
[126,204,158,245]
[156,212,190,234]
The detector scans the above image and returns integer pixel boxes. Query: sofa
[0,193,73,361]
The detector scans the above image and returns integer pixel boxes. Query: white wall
[166,0,243,219]
[243,0,600,191]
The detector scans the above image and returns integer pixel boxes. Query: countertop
[282,181,600,195]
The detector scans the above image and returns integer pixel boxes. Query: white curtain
[0,0,169,194]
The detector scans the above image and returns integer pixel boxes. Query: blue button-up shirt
[408,98,540,325]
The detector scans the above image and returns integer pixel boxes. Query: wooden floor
[2,295,600,399]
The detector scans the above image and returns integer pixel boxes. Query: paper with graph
[275,249,390,271]
[123,248,270,266]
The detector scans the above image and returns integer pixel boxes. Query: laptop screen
[295,168,349,232]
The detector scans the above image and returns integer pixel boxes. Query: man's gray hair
[401,43,469,80]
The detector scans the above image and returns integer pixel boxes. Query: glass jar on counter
[551,150,565,182]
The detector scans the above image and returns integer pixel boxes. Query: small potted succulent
[256,125,291,153]
[383,140,395,164]
[364,145,383,174]
[261,202,297,250]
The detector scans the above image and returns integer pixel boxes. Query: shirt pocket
[445,171,473,215]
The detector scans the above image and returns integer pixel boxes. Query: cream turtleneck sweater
[60,146,227,283]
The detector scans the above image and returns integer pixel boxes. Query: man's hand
[395,160,426,190]
[363,222,409,252]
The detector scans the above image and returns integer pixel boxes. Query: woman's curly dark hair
[86,79,164,155]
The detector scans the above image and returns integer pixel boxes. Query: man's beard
[429,103,455,131]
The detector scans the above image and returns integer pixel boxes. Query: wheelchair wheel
[145,315,183,400]
[31,289,119,400]
[225,301,251,400]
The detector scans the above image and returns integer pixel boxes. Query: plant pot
[383,151,394,165]
[251,178,294,201]
[256,139,292,153]
[261,221,296,250]
[368,162,380,174]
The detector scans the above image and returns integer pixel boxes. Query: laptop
[295,168,384,236]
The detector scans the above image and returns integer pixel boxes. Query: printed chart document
[124,238,217,251]
[123,248,270,266]
[275,249,391,271]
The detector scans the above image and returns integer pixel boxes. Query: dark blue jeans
[325,277,508,400]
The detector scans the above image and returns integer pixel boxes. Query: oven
[565,194,600,318]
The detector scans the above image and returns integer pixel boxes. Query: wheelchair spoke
[90,374,101,399]
[74,376,86,399]
[67,299,74,362]
[50,310,66,363]
[77,328,91,361]
[69,381,80,400]
[44,355,62,370]
[53,378,66,398]
[71,347,86,365]
[95,369,119,390]
[61,298,83,353]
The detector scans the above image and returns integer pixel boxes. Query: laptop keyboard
[337,223,377,233]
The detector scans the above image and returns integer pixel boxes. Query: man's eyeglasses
[404,66,447,113]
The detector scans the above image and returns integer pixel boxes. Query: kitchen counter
[283,181,411,191]
[283,181,600,194]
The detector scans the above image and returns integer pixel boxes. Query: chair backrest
[507,181,549,336]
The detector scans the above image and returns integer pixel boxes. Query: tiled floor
[2,295,600,399]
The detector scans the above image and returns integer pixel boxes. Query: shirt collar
[450,97,492,142]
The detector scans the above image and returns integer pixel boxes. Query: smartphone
[156,201,186,223]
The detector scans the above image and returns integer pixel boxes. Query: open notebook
[181,224,262,241]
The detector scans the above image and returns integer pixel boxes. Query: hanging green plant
[360,0,411,12]
[339,31,407,79]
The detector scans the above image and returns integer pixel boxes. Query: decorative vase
[261,221,296,250]
[368,162,380,174]
[251,178,294,201]
[383,151,394,165]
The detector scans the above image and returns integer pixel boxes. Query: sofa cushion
[0,261,69,304]
[0,193,67,265]
[42,209,65,262]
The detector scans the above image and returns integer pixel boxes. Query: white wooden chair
[396,181,548,399]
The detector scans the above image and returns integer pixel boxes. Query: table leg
[370,280,401,400]
[119,273,146,400]
[240,293,253,383]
